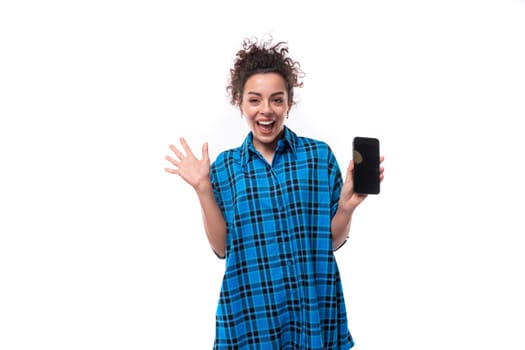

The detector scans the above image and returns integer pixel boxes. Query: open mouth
[256,120,275,133]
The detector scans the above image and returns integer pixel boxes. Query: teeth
[258,120,274,126]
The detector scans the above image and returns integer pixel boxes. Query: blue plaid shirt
[210,127,354,349]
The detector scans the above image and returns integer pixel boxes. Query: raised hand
[339,156,385,212]
[165,138,211,192]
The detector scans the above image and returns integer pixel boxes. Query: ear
[287,95,293,113]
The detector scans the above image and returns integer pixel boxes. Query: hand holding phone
[352,137,380,194]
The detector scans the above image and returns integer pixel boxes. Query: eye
[273,98,283,104]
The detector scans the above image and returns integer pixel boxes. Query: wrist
[337,200,356,216]
[194,179,213,195]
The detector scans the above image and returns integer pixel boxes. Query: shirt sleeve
[209,161,225,215]
[327,146,343,219]
[327,146,347,251]
[209,159,227,259]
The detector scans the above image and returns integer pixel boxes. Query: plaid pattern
[210,127,354,350]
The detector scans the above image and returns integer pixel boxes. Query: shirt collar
[240,126,297,167]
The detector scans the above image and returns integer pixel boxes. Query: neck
[253,140,277,164]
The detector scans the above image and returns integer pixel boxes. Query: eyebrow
[246,91,286,97]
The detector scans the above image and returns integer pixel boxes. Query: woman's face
[240,72,291,154]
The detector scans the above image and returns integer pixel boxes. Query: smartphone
[352,137,380,194]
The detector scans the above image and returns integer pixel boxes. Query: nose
[260,100,272,115]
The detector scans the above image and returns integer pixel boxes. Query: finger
[169,144,185,160]
[164,167,179,175]
[180,137,195,158]
[380,155,385,164]
[165,155,181,167]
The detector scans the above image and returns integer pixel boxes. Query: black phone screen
[352,137,380,194]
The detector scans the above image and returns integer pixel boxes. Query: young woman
[165,36,384,349]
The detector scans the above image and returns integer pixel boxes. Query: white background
[1,0,524,349]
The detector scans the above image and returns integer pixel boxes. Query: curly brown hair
[227,36,305,107]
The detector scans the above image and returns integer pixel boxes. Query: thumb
[202,142,210,162]
[346,160,354,183]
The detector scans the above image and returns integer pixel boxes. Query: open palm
[165,138,210,191]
